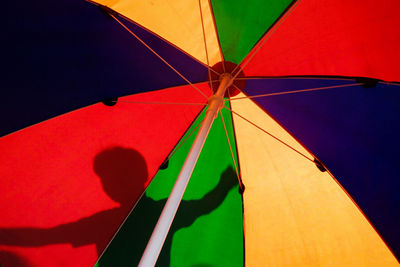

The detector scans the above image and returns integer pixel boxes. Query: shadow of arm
[176,166,237,228]
[0,209,118,247]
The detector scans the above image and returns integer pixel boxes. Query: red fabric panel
[244,0,400,82]
[0,84,210,266]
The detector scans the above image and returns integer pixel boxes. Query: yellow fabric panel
[93,0,222,66]
[230,94,398,267]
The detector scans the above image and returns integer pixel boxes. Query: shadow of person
[97,164,238,267]
[0,250,31,267]
[0,147,148,261]
[0,147,238,266]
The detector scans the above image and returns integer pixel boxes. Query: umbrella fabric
[0,84,209,266]
[240,78,400,262]
[243,1,400,81]
[1,0,207,137]
[96,106,243,267]
[230,92,398,266]
[1,0,400,266]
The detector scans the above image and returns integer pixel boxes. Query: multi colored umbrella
[1,0,400,266]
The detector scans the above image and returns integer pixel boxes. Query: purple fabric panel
[2,0,207,136]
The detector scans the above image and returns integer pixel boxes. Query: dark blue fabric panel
[2,0,207,136]
[244,78,400,260]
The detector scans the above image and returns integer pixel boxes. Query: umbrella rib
[113,100,207,105]
[223,105,314,162]
[110,14,209,100]
[95,110,203,264]
[219,110,244,190]
[205,0,226,73]
[229,83,361,101]
[383,81,400,86]
[235,76,358,81]
[199,0,215,93]
[165,116,205,161]
[230,0,302,80]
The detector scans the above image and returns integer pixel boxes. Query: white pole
[138,73,233,267]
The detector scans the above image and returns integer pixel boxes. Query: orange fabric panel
[94,0,222,66]
[230,95,398,266]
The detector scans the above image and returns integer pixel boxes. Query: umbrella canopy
[1,0,400,266]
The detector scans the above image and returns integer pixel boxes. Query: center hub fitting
[209,61,246,97]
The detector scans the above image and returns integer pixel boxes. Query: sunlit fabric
[243,0,400,82]
[0,84,209,266]
[2,0,207,137]
[2,0,400,265]
[92,0,222,66]
[230,94,398,266]
[96,106,243,266]
[211,0,293,64]
[243,78,400,259]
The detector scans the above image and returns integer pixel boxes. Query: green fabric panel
[211,0,294,64]
[95,106,243,267]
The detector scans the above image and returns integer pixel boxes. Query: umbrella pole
[138,73,233,267]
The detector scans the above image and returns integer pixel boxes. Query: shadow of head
[93,147,148,206]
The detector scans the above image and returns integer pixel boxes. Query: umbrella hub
[209,61,246,97]
[207,73,233,117]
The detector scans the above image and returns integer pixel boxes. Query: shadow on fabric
[0,147,148,265]
[0,147,237,266]
[96,164,237,267]
[0,250,31,267]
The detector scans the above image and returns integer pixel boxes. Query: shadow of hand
[218,166,237,191]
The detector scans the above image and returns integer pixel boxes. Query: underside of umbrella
[1,0,400,266]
